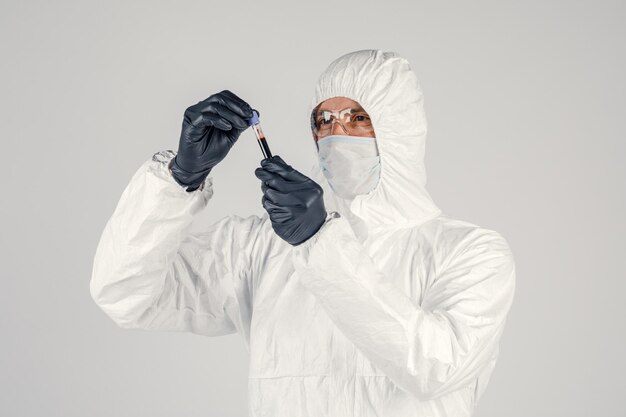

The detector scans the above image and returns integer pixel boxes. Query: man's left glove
[255,155,327,246]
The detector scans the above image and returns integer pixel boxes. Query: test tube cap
[248,110,260,126]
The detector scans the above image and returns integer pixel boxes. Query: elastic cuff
[168,155,212,193]
[151,150,211,193]
[292,211,341,247]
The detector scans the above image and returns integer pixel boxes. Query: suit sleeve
[292,213,516,401]
[90,150,262,344]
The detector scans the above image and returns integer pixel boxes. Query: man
[91,49,516,417]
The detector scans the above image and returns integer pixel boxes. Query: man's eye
[318,118,332,125]
[354,114,370,122]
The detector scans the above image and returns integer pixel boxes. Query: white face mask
[317,135,381,199]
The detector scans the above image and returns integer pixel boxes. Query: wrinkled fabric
[91,49,516,417]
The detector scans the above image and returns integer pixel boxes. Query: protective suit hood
[308,49,442,231]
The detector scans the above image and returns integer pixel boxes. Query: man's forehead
[315,98,367,115]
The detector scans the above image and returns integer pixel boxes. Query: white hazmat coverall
[91,49,516,417]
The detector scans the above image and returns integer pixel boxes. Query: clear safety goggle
[311,107,374,138]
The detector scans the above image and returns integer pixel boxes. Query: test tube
[248,110,272,159]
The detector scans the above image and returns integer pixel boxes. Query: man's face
[314,97,375,141]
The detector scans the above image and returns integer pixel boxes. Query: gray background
[1,0,624,416]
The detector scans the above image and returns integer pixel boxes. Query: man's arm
[292,214,516,401]
[90,150,261,343]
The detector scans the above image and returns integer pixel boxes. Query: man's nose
[331,120,349,135]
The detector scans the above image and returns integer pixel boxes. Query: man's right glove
[170,90,256,191]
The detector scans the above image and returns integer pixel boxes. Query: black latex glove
[170,90,257,191]
[255,155,327,246]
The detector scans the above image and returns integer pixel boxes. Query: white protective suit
[91,49,516,417]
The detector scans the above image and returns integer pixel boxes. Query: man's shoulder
[418,212,499,237]
[422,213,513,261]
